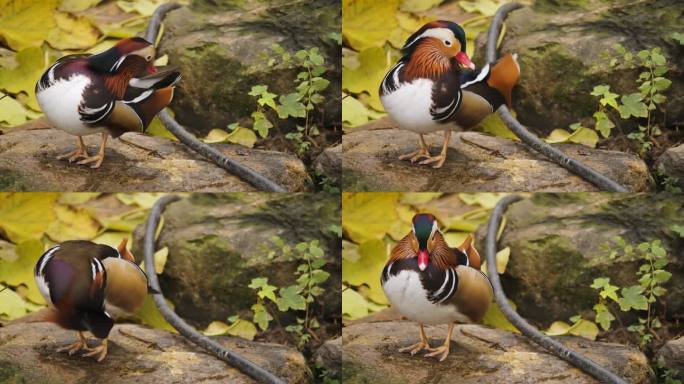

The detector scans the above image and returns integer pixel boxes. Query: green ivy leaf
[309,49,324,66]
[590,85,610,97]
[251,111,273,138]
[652,269,672,284]
[593,303,615,331]
[593,111,615,138]
[652,77,672,92]
[248,277,278,303]
[251,303,273,331]
[618,93,648,119]
[249,85,277,110]
[276,285,306,311]
[617,285,648,311]
[276,93,306,119]
[310,77,330,92]
[672,32,684,45]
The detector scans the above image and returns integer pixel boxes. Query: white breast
[383,269,469,325]
[36,75,107,136]
[381,79,457,134]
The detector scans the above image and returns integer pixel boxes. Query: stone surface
[131,193,341,328]
[481,0,684,133]
[656,337,684,380]
[0,321,309,384]
[342,122,653,192]
[313,337,341,380]
[159,0,341,135]
[0,120,310,192]
[655,144,684,188]
[313,144,341,186]
[473,193,684,325]
[342,321,654,383]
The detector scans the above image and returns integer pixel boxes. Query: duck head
[412,213,439,271]
[88,37,157,75]
[402,21,475,80]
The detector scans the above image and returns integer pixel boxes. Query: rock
[0,321,310,384]
[313,144,341,187]
[655,144,684,188]
[484,1,684,133]
[313,337,341,380]
[656,337,684,380]
[342,321,654,383]
[159,0,341,135]
[342,121,653,192]
[473,193,684,325]
[0,120,310,192]
[132,193,341,328]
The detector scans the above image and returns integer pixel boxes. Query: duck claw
[57,149,90,163]
[77,155,104,169]
[82,339,108,362]
[399,149,431,163]
[424,344,450,362]
[418,154,446,169]
[399,340,431,356]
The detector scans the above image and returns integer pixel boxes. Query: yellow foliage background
[0,0,178,139]
[341,0,601,147]
[0,192,176,331]
[341,192,601,340]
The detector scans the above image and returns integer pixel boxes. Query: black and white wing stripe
[79,101,115,124]
[460,64,490,89]
[426,267,458,304]
[430,72,463,122]
[380,62,405,96]
[34,245,61,306]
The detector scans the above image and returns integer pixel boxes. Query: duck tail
[487,52,520,108]
[123,68,181,129]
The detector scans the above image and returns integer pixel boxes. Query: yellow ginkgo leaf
[58,0,102,13]
[0,193,58,243]
[342,239,388,304]
[47,12,100,50]
[343,0,399,51]
[0,47,47,111]
[342,47,390,112]
[0,239,45,304]
[46,204,101,242]
[0,0,57,51]
[0,286,31,320]
[342,192,399,244]
[342,287,369,320]
[399,0,444,13]
[0,92,29,127]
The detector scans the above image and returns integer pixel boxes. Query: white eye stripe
[430,220,439,238]
[404,28,455,50]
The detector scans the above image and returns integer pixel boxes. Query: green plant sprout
[591,237,672,348]
[246,43,332,156]
[243,237,330,349]
[579,45,672,156]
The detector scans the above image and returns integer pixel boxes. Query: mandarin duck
[380,21,520,168]
[381,213,493,361]
[35,37,181,168]
[34,238,147,361]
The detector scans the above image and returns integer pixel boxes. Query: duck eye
[146,55,152,61]
[444,40,452,47]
